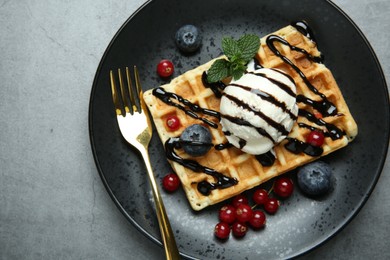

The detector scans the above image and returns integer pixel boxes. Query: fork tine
[133,66,143,112]
[109,70,123,116]
[125,67,138,114]
[117,68,131,114]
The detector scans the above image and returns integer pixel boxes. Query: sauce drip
[230,83,297,121]
[298,109,344,140]
[285,138,323,157]
[265,21,345,153]
[249,71,296,98]
[165,137,238,195]
[255,151,276,167]
[152,87,220,128]
[265,33,338,117]
[291,20,317,42]
[214,142,233,150]
[297,95,337,117]
[201,71,226,98]
[221,113,276,143]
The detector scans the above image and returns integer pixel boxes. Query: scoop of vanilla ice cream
[219,68,298,155]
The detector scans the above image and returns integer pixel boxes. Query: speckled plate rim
[88,0,390,259]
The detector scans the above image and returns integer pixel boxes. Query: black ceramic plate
[89,0,389,259]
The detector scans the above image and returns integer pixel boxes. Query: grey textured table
[1,0,389,259]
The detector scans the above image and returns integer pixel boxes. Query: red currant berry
[252,188,269,205]
[232,194,249,208]
[306,130,325,147]
[249,210,266,229]
[165,115,180,131]
[273,177,294,198]
[235,204,253,223]
[232,222,248,238]
[157,59,174,77]
[162,173,180,192]
[219,205,236,224]
[264,198,280,214]
[214,222,230,240]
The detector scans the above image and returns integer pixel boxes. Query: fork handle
[139,149,181,260]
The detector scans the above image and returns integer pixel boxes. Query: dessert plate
[89,0,389,259]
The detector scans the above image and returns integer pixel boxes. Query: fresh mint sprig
[207,34,260,83]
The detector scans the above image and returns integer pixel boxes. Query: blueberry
[180,124,212,156]
[297,161,332,196]
[175,24,202,53]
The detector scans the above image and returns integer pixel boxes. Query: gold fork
[109,66,180,260]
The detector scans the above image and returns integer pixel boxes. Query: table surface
[1,0,389,259]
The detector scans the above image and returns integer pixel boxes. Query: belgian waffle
[143,24,358,211]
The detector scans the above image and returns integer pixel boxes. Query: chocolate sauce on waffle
[291,20,317,42]
[256,151,276,166]
[285,138,323,157]
[201,71,226,98]
[298,109,344,140]
[265,20,345,155]
[165,137,238,195]
[214,142,233,150]
[152,87,220,128]
[152,21,346,195]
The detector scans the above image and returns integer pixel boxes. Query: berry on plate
[157,59,174,77]
[232,194,249,208]
[175,24,202,53]
[214,222,230,240]
[264,198,279,214]
[179,124,212,157]
[162,173,180,192]
[219,205,236,224]
[297,161,333,196]
[252,188,268,205]
[235,204,253,223]
[249,210,266,229]
[232,222,248,238]
[273,177,294,198]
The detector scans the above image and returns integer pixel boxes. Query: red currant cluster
[214,176,294,240]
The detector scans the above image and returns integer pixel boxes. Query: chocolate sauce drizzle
[256,151,276,167]
[264,20,345,154]
[298,109,344,140]
[201,71,226,98]
[214,142,233,150]
[229,83,298,121]
[249,71,296,98]
[221,91,289,138]
[291,20,317,42]
[165,138,238,195]
[285,137,323,157]
[152,87,220,128]
[152,20,346,195]
[219,68,299,146]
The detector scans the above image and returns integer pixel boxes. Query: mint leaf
[237,34,260,62]
[207,34,260,83]
[207,59,230,83]
[229,62,246,80]
[222,37,240,60]
[231,67,245,80]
